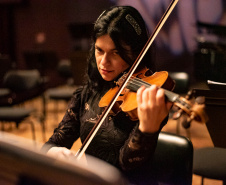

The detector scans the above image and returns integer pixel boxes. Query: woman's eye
[95,47,102,53]
[113,51,119,55]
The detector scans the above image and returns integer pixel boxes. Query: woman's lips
[101,69,112,74]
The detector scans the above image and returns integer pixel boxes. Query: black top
[43,85,167,172]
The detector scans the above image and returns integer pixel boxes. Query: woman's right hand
[47,147,75,160]
[137,85,172,133]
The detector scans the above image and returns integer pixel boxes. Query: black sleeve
[119,116,168,171]
[41,87,83,153]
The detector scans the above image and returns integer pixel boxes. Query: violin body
[99,68,175,120]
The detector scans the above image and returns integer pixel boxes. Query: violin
[99,68,208,123]
[99,68,174,120]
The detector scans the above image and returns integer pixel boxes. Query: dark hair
[85,6,155,91]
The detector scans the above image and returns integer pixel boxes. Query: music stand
[0,132,128,185]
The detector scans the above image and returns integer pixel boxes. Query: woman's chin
[101,74,115,82]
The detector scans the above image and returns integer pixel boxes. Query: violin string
[120,74,152,90]
[125,76,149,90]
[130,76,151,88]
[120,74,182,103]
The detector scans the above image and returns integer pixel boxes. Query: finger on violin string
[149,84,159,90]
[137,83,158,91]
[137,85,146,104]
[156,88,166,103]
[147,85,159,97]
[146,85,158,103]
[138,85,157,105]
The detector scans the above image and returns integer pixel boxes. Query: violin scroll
[172,90,208,128]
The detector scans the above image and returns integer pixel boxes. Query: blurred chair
[169,72,190,94]
[45,60,77,121]
[150,131,193,185]
[0,107,36,141]
[0,54,12,88]
[0,69,46,141]
[23,50,60,88]
[193,147,226,185]
[0,69,46,107]
[129,132,193,185]
[3,69,41,92]
[57,59,74,85]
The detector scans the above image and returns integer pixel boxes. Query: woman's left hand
[137,85,172,133]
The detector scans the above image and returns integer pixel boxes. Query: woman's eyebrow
[95,45,103,51]
[95,44,100,49]
[95,44,118,52]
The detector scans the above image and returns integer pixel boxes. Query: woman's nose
[100,53,110,65]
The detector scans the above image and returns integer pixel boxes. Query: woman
[42,6,172,184]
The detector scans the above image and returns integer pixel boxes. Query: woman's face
[95,34,130,81]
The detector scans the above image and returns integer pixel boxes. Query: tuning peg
[177,114,191,129]
[185,90,193,100]
[195,96,205,104]
[182,117,191,129]
[182,111,197,129]
[172,109,183,120]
